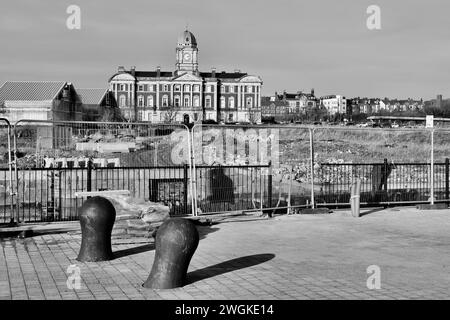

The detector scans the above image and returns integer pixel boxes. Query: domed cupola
[177,30,197,48]
[175,29,199,75]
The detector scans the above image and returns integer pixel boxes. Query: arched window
[220,96,226,108]
[246,97,253,108]
[162,95,169,107]
[184,95,190,107]
[228,97,235,108]
[193,96,200,107]
[138,95,144,107]
[147,96,154,108]
[119,95,126,107]
[174,95,180,107]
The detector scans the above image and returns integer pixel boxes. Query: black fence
[1,165,191,224]
[2,160,450,223]
[0,164,271,223]
[195,165,271,214]
[316,159,450,206]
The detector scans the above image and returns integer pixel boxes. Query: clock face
[183,53,191,61]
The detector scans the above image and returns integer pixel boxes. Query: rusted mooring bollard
[77,196,116,262]
[143,218,199,289]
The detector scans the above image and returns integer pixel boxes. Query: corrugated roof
[77,88,108,105]
[0,81,66,104]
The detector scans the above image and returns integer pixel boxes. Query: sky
[0,0,449,100]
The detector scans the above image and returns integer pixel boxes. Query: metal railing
[315,160,450,207]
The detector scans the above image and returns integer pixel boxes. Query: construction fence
[0,119,448,223]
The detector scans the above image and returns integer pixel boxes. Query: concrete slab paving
[0,206,449,300]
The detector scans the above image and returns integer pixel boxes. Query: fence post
[383,158,388,193]
[446,158,449,206]
[309,128,315,209]
[267,161,272,217]
[87,159,93,196]
[183,164,188,215]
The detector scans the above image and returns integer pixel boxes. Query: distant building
[274,89,317,114]
[108,29,263,124]
[261,97,290,120]
[348,97,424,115]
[320,95,347,115]
[77,88,118,121]
[0,81,83,123]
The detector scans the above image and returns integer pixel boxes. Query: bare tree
[162,108,179,124]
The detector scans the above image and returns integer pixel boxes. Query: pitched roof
[77,88,108,105]
[199,72,248,79]
[135,71,174,78]
[0,81,66,104]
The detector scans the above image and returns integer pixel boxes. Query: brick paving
[1,207,450,300]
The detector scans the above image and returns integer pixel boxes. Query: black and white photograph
[0,0,449,313]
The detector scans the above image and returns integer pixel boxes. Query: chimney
[211,67,216,78]
[118,66,125,73]
[283,90,287,100]
[437,94,443,108]
[156,66,161,78]
[130,66,136,76]
[311,88,315,96]
[234,69,241,73]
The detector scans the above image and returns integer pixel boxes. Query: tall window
[162,95,169,107]
[174,95,180,107]
[193,85,200,92]
[138,85,144,91]
[246,97,253,108]
[193,96,200,107]
[220,96,226,108]
[147,96,154,108]
[184,96,190,106]
[119,95,126,107]
[228,97,235,108]
[138,95,144,107]
[205,96,211,108]
[163,85,169,91]
[184,84,190,92]
[174,85,181,92]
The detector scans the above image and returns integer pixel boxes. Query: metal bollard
[350,179,361,217]
[143,218,199,289]
[77,196,116,262]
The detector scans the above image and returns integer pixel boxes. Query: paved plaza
[0,207,449,300]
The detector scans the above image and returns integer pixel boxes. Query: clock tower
[175,29,199,75]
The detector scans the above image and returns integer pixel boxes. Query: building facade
[108,30,263,124]
[0,81,83,124]
[320,95,347,116]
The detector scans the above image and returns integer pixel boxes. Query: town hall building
[108,29,264,124]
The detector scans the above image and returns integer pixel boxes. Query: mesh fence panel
[313,126,434,206]
[12,120,192,222]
